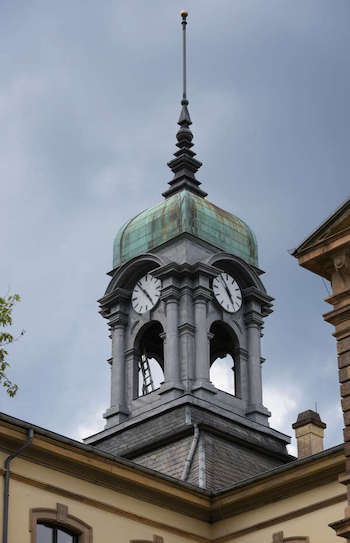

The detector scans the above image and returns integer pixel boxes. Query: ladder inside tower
[138,351,155,395]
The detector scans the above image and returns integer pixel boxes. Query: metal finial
[162,11,207,199]
[181,11,188,105]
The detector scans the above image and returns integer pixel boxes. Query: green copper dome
[113,190,258,269]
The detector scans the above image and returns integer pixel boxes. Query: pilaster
[323,250,350,528]
[244,310,270,424]
[291,200,350,538]
[159,286,184,397]
[192,286,216,394]
[103,313,129,428]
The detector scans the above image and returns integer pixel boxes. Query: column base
[159,381,185,400]
[103,404,129,428]
[246,404,271,425]
[192,381,217,394]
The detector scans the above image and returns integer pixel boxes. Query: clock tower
[85,12,291,490]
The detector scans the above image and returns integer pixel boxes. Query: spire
[162,11,207,199]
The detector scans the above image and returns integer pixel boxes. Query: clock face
[132,273,161,314]
[213,273,242,313]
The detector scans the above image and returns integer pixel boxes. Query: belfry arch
[134,321,164,397]
[210,321,240,397]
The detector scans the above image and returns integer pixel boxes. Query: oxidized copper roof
[113,190,258,269]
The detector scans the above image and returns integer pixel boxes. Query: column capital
[244,311,263,327]
[193,286,212,302]
[161,285,181,301]
[108,312,128,329]
[99,288,131,318]
[243,286,274,316]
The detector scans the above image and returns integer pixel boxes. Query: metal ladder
[138,351,154,395]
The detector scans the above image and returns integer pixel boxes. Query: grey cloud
[1,1,349,448]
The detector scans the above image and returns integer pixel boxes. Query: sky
[1,0,349,455]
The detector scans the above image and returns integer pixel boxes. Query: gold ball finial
[180,10,188,18]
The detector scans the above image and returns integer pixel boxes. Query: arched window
[37,523,78,542]
[209,322,239,396]
[135,321,164,397]
[30,504,92,543]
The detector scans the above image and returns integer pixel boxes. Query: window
[37,523,78,543]
[30,504,92,543]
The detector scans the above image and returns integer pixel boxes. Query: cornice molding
[152,261,218,281]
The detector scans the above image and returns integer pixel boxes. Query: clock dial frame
[213,272,242,313]
[132,273,162,314]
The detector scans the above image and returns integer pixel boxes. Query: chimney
[292,410,326,458]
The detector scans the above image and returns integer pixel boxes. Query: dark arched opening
[210,322,239,396]
[135,321,164,397]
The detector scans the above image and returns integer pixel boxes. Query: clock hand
[137,282,154,305]
[220,277,235,307]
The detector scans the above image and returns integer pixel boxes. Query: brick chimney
[292,410,326,458]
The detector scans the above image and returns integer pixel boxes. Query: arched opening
[210,322,239,396]
[135,321,164,397]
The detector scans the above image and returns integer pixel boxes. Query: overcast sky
[1,0,349,454]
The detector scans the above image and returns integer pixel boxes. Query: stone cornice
[243,286,273,318]
[323,305,350,329]
[243,286,273,305]
[152,261,218,281]
[99,288,131,317]
[294,229,350,281]
[325,288,350,309]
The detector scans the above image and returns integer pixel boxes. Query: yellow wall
[213,482,346,543]
[0,448,346,543]
[1,450,208,543]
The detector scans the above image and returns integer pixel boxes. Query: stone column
[193,295,212,390]
[179,323,195,392]
[160,287,183,395]
[111,324,127,408]
[103,318,129,427]
[179,286,195,392]
[245,312,263,409]
[243,308,270,425]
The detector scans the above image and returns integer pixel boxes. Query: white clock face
[213,273,242,313]
[132,273,161,314]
